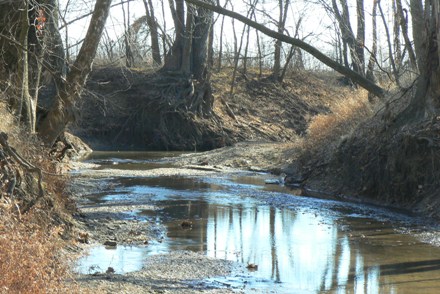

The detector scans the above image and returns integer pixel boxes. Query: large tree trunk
[38,0,112,145]
[161,0,214,114]
[392,0,438,124]
[164,0,186,71]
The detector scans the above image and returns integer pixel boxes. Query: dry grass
[0,210,72,293]
[0,99,77,293]
[303,89,372,154]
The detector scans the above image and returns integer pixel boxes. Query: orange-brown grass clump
[304,89,372,155]
[0,100,77,293]
[0,210,72,293]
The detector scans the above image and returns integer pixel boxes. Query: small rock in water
[103,240,117,248]
[246,263,258,271]
[181,220,193,229]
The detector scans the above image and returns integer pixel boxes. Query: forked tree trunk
[162,0,214,115]
[332,0,364,75]
[38,0,112,145]
[273,0,289,80]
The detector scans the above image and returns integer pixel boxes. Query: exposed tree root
[295,86,440,217]
[0,132,44,212]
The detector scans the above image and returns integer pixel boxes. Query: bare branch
[185,0,386,98]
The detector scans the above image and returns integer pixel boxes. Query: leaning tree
[0,0,113,146]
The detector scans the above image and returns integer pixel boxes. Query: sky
[57,0,401,70]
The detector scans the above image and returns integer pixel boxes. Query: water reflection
[199,203,383,292]
[142,197,378,292]
[147,192,440,293]
[76,153,440,293]
[77,245,149,274]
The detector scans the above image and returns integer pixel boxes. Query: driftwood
[0,132,44,210]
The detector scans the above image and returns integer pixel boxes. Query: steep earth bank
[72,66,440,225]
[71,67,352,151]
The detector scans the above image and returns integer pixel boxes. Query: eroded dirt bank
[71,67,352,151]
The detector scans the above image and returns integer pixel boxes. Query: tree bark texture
[38,0,113,145]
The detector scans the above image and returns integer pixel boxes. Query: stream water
[76,151,440,293]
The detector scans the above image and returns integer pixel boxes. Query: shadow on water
[76,152,440,293]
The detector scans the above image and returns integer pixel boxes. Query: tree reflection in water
[205,204,383,293]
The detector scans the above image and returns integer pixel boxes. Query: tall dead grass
[0,100,77,293]
[0,210,71,293]
[303,89,372,154]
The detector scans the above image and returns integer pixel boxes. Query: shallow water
[76,151,440,293]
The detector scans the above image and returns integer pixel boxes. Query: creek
[75,151,440,293]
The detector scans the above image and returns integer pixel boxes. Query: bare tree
[143,0,162,66]
[121,0,134,67]
[217,13,225,71]
[272,0,290,80]
[17,0,33,131]
[392,0,402,69]
[280,16,304,82]
[230,1,257,95]
[355,0,365,73]
[38,0,113,144]
[185,0,386,98]
[366,0,378,84]
[395,0,417,71]
[378,0,401,87]
[396,0,440,121]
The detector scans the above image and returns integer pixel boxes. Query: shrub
[304,89,372,154]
